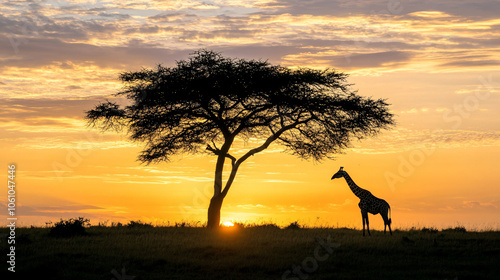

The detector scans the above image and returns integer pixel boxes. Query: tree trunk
[206,140,231,229]
[207,194,224,229]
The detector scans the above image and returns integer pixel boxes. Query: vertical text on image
[7,164,17,272]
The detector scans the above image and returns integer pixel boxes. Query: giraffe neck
[343,172,367,199]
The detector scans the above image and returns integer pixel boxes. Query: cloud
[219,45,304,64]
[13,118,77,127]
[262,179,304,184]
[328,199,353,209]
[334,51,414,69]
[262,0,399,17]
[438,200,499,212]
[0,14,116,42]
[0,195,103,217]
[461,201,498,209]
[440,60,500,68]
[191,3,220,10]
[0,195,133,226]
[407,11,453,18]
[0,38,192,70]
[179,29,258,41]
[64,85,83,90]
[289,39,417,51]
[14,138,135,150]
[122,25,163,35]
[23,204,104,215]
[351,128,500,154]
[268,0,500,20]
[1,0,498,74]
[148,12,199,23]
[97,12,131,20]
[281,50,414,69]
[0,98,106,120]
[415,0,500,20]
[0,98,125,144]
[236,204,268,209]
[102,174,212,184]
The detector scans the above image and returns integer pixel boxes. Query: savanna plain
[1,219,499,280]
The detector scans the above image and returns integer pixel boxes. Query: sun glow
[222,221,235,227]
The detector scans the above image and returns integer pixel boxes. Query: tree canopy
[86,50,394,228]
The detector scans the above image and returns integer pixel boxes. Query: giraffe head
[331,167,346,180]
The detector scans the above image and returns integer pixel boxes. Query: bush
[127,220,153,228]
[442,226,467,233]
[285,221,301,230]
[175,222,186,228]
[232,222,245,229]
[49,217,90,237]
[421,227,438,233]
[247,223,280,229]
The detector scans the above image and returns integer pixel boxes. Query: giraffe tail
[388,206,392,225]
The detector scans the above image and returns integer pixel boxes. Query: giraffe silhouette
[331,167,392,236]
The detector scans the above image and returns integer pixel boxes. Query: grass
[1,222,499,280]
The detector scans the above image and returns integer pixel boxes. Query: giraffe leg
[362,211,369,236]
[384,207,392,235]
[361,212,366,236]
[381,212,389,234]
[365,214,371,236]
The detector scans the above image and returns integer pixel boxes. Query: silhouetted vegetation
[231,222,245,229]
[48,217,90,237]
[246,222,281,229]
[127,220,153,228]
[284,221,302,229]
[421,227,439,233]
[442,226,467,233]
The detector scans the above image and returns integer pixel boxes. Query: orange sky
[1,0,499,230]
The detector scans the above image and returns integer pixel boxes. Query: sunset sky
[1,0,499,230]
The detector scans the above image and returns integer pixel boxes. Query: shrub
[175,222,186,228]
[111,222,123,227]
[127,220,153,228]
[421,227,438,233]
[232,222,245,229]
[247,223,280,229]
[285,221,301,230]
[49,217,90,237]
[442,226,467,233]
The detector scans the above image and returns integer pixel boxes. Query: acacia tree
[86,50,394,229]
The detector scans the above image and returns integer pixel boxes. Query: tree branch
[231,104,274,136]
[201,103,231,139]
[220,117,312,197]
[206,144,236,167]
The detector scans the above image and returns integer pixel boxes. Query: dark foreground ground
[1,226,499,280]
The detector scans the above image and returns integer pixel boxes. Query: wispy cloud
[350,129,500,154]
[236,204,268,209]
[261,179,304,184]
[2,0,499,73]
[328,199,353,209]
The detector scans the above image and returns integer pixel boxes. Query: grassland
[1,224,499,280]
